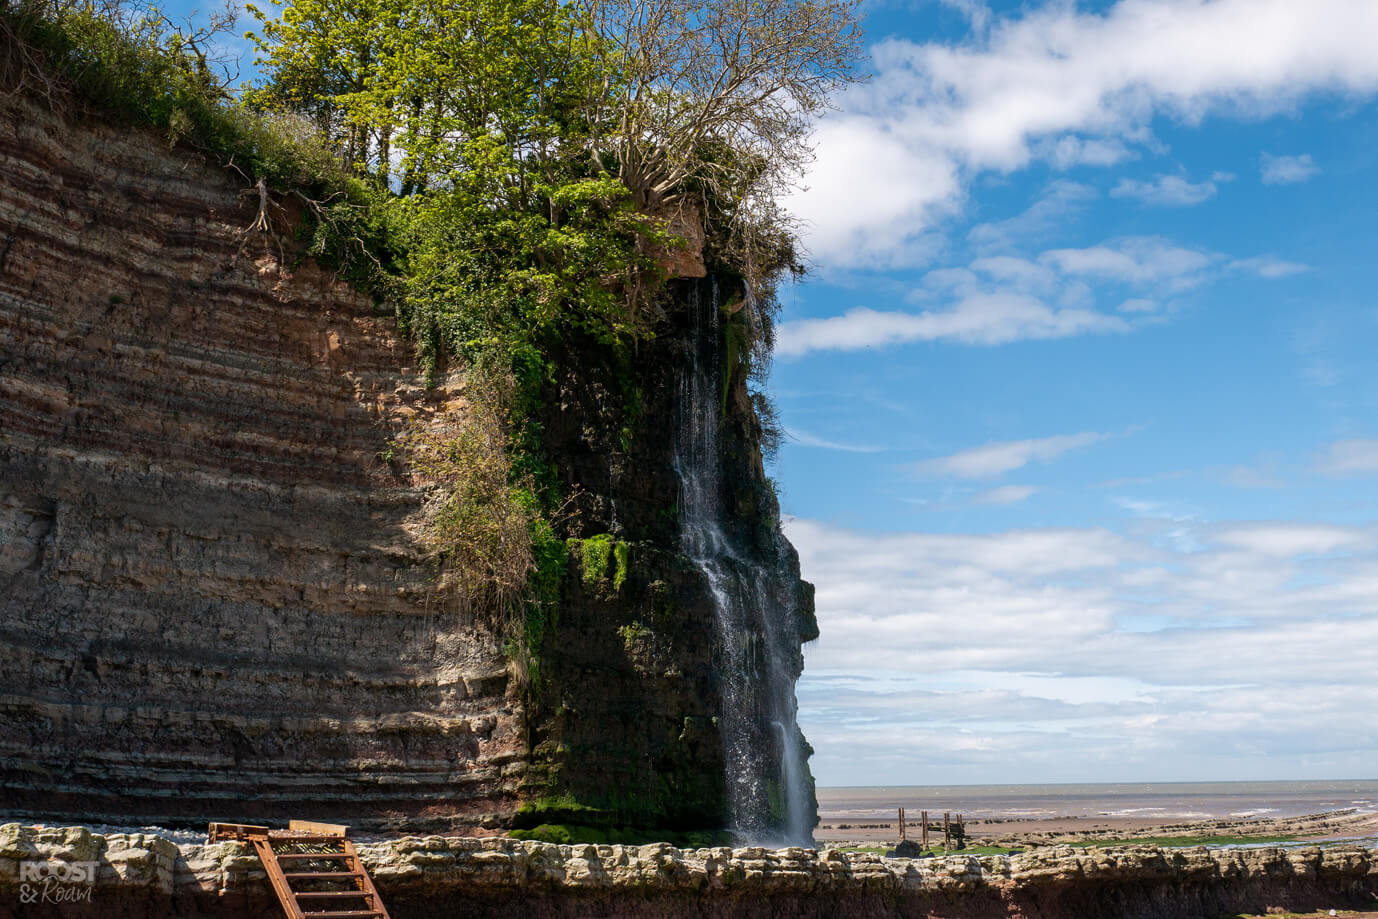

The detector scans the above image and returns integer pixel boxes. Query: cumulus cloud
[1041,237,1213,285]
[1260,152,1320,185]
[773,297,1126,357]
[776,234,1304,357]
[916,432,1109,478]
[1216,523,1369,556]
[787,514,1378,783]
[1111,174,1219,206]
[789,0,1378,266]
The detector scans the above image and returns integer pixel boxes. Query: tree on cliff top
[583,0,863,208]
[246,0,863,315]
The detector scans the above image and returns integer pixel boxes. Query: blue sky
[184,0,1378,787]
[773,0,1378,786]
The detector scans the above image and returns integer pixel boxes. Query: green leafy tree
[245,0,395,177]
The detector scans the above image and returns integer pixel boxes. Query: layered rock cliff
[0,90,524,828]
[3,824,1376,919]
[0,75,815,837]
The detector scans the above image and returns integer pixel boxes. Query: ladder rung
[284,871,366,880]
[295,912,383,918]
[295,891,373,899]
[276,852,353,860]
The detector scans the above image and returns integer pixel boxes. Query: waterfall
[673,279,814,846]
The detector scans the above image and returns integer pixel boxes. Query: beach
[816,780,1378,847]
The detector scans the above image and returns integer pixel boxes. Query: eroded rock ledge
[1,824,1374,918]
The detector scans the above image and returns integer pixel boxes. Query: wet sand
[816,807,1378,847]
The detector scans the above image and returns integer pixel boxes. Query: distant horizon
[817,778,1378,790]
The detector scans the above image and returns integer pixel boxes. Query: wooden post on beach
[898,807,906,842]
[921,811,928,849]
[944,812,951,849]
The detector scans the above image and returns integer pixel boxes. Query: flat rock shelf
[1,824,1376,918]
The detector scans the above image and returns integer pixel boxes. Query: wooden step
[283,872,366,880]
[289,820,350,836]
[274,852,354,860]
[292,912,382,918]
[294,891,373,900]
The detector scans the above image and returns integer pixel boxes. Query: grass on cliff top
[510,823,731,849]
[2,0,394,291]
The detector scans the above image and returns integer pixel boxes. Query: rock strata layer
[0,92,521,827]
[1,825,1376,919]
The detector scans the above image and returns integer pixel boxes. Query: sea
[817,780,1378,822]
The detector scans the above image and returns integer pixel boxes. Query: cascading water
[673,279,814,846]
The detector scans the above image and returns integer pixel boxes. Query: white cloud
[968,181,1098,251]
[1111,174,1218,206]
[1042,136,1135,169]
[792,117,963,268]
[774,297,1126,357]
[973,484,1039,504]
[1041,237,1213,284]
[968,255,1060,290]
[1260,152,1320,185]
[786,428,885,453]
[1216,523,1368,556]
[790,0,1378,266]
[1319,439,1378,475]
[777,234,1303,357]
[1118,297,1157,313]
[787,514,1378,784]
[937,0,992,33]
[916,432,1109,478]
[1228,255,1310,278]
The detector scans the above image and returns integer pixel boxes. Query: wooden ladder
[209,820,391,919]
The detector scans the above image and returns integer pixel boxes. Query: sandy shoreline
[816,807,1378,847]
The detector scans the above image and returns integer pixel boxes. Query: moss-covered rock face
[517,275,817,840]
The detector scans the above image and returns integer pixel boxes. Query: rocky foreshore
[975,808,1378,848]
[1,824,1375,918]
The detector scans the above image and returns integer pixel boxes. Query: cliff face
[519,278,817,839]
[0,85,816,837]
[0,93,520,828]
